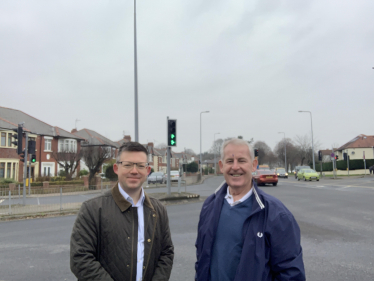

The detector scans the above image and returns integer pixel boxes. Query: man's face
[218,144,258,190]
[113,151,151,193]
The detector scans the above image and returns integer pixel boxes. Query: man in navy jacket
[195,138,305,281]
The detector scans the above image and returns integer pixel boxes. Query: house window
[8,133,12,147]
[44,167,51,177]
[45,139,52,151]
[1,133,5,146]
[0,163,4,178]
[7,163,11,178]
[58,139,77,152]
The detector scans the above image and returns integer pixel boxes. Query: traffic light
[335,155,339,160]
[318,150,322,161]
[31,154,36,163]
[28,140,36,154]
[167,119,177,147]
[254,148,259,157]
[20,150,26,163]
[11,125,23,154]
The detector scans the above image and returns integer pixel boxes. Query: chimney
[147,142,154,147]
[124,135,131,142]
[71,129,77,134]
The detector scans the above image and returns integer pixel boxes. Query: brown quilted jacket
[70,183,174,281]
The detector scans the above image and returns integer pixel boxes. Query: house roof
[73,129,119,148]
[0,106,83,139]
[336,134,374,150]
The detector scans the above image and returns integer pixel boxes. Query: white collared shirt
[225,186,253,206]
[118,184,145,281]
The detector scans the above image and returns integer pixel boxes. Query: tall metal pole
[214,133,220,175]
[299,111,315,170]
[200,111,209,174]
[278,132,286,171]
[167,117,171,195]
[134,0,139,142]
[23,133,28,205]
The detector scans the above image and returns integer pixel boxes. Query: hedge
[315,159,374,171]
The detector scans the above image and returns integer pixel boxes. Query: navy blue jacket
[195,181,305,281]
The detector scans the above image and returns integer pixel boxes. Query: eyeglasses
[117,161,148,170]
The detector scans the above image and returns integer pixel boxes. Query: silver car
[148,172,166,184]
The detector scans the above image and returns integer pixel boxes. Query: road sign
[330,153,335,157]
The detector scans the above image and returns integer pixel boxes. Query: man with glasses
[70,142,174,281]
[195,138,305,281]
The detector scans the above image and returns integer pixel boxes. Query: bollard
[60,188,62,211]
[178,178,181,194]
[9,190,12,215]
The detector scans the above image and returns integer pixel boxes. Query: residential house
[0,106,84,181]
[72,128,119,172]
[335,134,374,160]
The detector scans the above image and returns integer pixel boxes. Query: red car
[253,170,278,186]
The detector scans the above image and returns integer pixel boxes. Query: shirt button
[128,237,130,239]
[143,266,145,269]
[153,214,156,217]
[127,264,129,267]
[147,239,151,243]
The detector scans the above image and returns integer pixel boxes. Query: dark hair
[116,142,148,161]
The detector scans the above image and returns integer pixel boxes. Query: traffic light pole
[22,133,28,205]
[166,116,171,196]
[28,154,31,195]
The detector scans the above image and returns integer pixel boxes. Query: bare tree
[209,138,224,157]
[82,146,112,185]
[52,150,82,180]
[184,148,196,155]
[253,141,277,167]
[155,143,167,149]
[274,138,298,169]
[294,135,321,166]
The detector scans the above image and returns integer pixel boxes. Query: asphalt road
[0,176,373,280]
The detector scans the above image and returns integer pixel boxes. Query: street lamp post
[214,132,220,175]
[200,111,210,174]
[278,132,286,172]
[298,110,315,170]
[134,0,139,141]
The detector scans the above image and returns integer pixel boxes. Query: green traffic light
[171,134,175,139]
[171,140,175,145]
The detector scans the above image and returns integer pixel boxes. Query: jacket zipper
[130,208,134,280]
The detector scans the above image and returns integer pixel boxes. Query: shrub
[79,169,89,176]
[105,164,118,180]
[0,178,17,184]
[187,162,198,173]
[58,170,66,177]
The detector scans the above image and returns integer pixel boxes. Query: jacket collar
[215,180,265,211]
[111,182,155,212]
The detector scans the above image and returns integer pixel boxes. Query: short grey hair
[220,138,255,161]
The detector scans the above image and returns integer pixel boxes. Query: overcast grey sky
[1,0,373,154]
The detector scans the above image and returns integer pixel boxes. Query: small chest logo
[257,232,263,238]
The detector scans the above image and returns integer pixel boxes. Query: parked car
[170,170,180,182]
[297,169,319,181]
[253,170,278,186]
[148,172,166,184]
[274,168,288,178]
[294,165,310,179]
